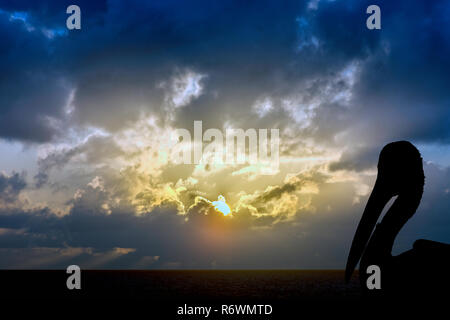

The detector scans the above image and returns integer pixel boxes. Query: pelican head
[376,141,424,196]
[345,141,424,283]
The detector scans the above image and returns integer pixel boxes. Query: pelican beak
[345,178,392,283]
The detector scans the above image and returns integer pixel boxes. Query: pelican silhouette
[345,141,450,298]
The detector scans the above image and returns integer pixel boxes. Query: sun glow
[212,195,232,216]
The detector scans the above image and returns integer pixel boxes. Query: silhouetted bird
[345,141,450,299]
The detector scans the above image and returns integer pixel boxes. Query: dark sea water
[1,269,361,300]
[3,270,443,317]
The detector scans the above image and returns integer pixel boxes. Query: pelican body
[345,141,450,299]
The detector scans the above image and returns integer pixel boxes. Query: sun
[212,195,231,216]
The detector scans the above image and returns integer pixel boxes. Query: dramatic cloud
[329,145,380,172]
[0,171,26,204]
